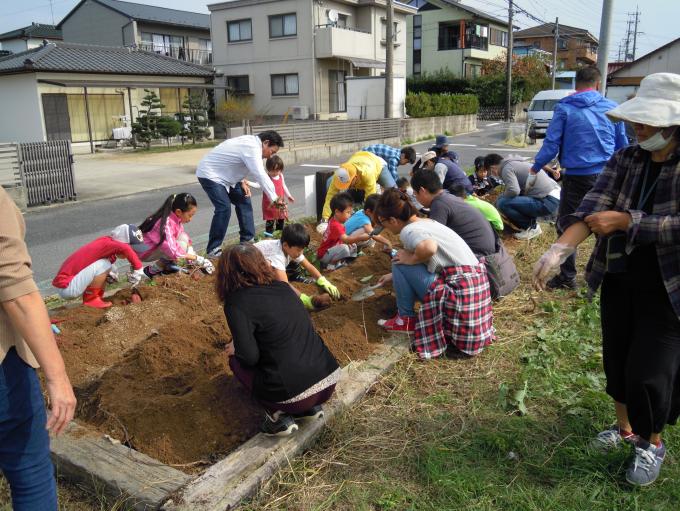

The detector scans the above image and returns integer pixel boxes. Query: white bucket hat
[606,72,680,127]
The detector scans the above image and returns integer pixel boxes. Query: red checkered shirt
[413,264,494,359]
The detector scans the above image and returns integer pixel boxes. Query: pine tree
[180,92,211,144]
[132,89,165,149]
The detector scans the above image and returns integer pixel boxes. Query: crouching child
[52,224,148,308]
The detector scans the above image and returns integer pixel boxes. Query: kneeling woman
[376,189,494,358]
[216,244,340,436]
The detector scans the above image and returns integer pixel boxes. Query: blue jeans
[496,195,559,229]
[392,263,436,317]
[0,349,57,511]
[198,178,255,252]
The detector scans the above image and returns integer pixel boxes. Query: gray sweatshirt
[500,157,560,199]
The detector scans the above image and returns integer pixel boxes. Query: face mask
[639,128,676,152]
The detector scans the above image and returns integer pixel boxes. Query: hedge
[405,92,479,118]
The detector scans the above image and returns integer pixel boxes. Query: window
[381,19,398,42]
[412,15,422,75]
[329,70,346,113]
[465,23,488,50]
[489,27,508,47]
[140,33,184,57]
[228,19,252,42]
[227,75,250,94]
[337,14,348,28]
[438,22,460,50]
[269,13,297,38]
[558,38,568,50]
[271,73,299,96]
[529,100,559,112]
[465,63,481,79]
[413,62,421,74]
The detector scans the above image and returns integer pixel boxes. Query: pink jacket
[140,212,191,260]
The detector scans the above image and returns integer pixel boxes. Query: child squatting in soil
[262,155,295,237]
[217,243,341,436]
[254,223,339,310]
[52,224,148,308]
[138,193,214,278]
[316,192,372,269]
[343,194,394,252]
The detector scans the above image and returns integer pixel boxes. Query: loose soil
[52,232,396,469]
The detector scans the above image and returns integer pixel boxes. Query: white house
[0,23,62,54]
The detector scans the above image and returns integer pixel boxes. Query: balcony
[314,25,376,61]
[139,44,213,66]
[573,46,597,63]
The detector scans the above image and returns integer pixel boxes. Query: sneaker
[262,231,274,238]
[513,224,543,240]
[325,261,347,271]
[378,314,415,333]
[207,247,223,258]
[591,425,638,451]
[289,274,316,284]
[626,441,666,487]
[293,405,324,422]
[161,263,182,275]
[546,274,577,290]
[261,412,298,437]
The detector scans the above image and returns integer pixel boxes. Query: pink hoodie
[140,212,192,260]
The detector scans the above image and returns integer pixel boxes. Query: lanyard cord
[637,159,661,211]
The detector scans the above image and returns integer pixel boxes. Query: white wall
[346,76,406,119]
[1,39,29,53]
[0,74,45,142]
[615,40,680,77]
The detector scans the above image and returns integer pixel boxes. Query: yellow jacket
[322,151,384,219]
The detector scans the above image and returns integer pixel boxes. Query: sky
[1,0,677,62]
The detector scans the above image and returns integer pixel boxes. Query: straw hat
[421,151,437,164]
[606,72,680,127]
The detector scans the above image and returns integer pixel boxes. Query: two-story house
[0,23,62,54]
[209,0,416,119]
[513,23,598,70]
[406,0,509,78]
[57,0,212,66]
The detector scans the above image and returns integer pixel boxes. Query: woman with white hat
[533,72,680,486]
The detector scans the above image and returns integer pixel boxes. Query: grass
[402,134,435,146]
[241,232,680,510]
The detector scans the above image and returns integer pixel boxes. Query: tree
[180,92,211,144]
[216,95,255,128]
[481,55,551,102]
[156,117,182,146]
[132,89,164,149]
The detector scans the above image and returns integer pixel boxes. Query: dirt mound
[53,236,395,468]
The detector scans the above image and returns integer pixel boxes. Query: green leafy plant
[180,92,211,144]
[131,89,164,149]
[156,116,182,147]
[405,93,479,118]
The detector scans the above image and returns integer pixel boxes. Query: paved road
[25,121,538,293]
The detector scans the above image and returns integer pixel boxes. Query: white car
[525,89,575,140]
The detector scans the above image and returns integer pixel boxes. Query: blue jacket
[533,90,629,176]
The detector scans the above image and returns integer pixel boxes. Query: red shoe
[378,314,415,333]
[82,287,112,309]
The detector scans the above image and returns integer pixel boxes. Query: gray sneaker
[513,224,542,240]
[626,441,665,487]
[591,425,637,451]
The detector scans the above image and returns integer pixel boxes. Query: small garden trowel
[351,283,383,302]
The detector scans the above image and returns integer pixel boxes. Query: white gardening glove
[127,269,145,288]
[196,255,215,274]
[316,221,329,235]
[532,243,576,290]
[187,246,196,256]
[106,269,119,284]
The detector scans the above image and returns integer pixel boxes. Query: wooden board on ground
[162,336,409,511]
[50,422,192,511]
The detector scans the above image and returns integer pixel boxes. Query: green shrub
[405,92,478,118]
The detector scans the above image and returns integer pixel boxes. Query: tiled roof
[0,42,214,77]
[439,0,507,26]
[514,22,599,43]
[58,0,209,30]
[0,23,62,42]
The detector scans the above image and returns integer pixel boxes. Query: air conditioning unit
[291,105,310,120]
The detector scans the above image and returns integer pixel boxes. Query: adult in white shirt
[197,131,284,255]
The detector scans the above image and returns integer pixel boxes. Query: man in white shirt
[197,131,284,256]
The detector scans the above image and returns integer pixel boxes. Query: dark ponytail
[375,188,417,223]
[139,193,197,247]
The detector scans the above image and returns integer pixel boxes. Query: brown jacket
[0,188,39,367]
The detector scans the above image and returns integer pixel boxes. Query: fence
[478,102,530,122]
[250,119,401,148]
[18,141,77,207]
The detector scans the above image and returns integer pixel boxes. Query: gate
[18,140,77,207]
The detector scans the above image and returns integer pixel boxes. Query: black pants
[601,272,680,440]
[556,174,599,281]
[265,219,285,234]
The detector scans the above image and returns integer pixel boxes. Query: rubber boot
[82,287,112,309]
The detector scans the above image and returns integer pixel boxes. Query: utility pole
[596,0,614,95]
[505,0,513,121]
[551,17,559,89]
[624,16,633,61]
[384,0,394,119]
[632,6,640,60]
